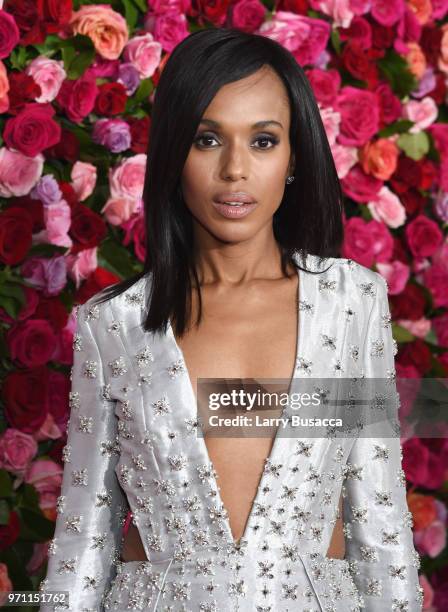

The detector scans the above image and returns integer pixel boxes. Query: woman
[40,28,423,612]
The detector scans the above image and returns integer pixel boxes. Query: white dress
[39,252,423,612]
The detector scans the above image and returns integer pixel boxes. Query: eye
[193,132,280,150]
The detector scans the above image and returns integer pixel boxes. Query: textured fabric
[40,252,423,612]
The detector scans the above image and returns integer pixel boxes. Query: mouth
[211,200,258,219]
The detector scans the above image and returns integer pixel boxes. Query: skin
[121,65,345,561]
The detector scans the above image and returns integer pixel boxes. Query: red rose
[420,26,443,66]
[389,283,426,321]
[3,367,49,433]
[375,82,402,127]
[397,339,432,376]
[32,298,69,332]
[128,115,151,154]
[341,43,378,85]
[399,189,425,217]
[39,0,72,34]
[7,72,42,115]
[69,203,107,254]
[7,319,58,367]
[0,9,20,58]
[0,207,33,265]
[56,74,98,123]
[276,0,308,13]
[419,159,438,191]
[3,0,46,46]
[45,128,80,163]
[59,181,78,207]
[7,196,44,231]
[405,214,443,258]
[390,155,421,194]
[94,82,128,116]
[74,266,120,304]
[3,102,61,157]
[427,72,446,106]
[0,511,20,551]
[371,22,395,50]
[189,0,231,26]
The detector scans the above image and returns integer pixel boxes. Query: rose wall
[0,0,447,609]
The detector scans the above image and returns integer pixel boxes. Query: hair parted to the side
[91,27,344,336]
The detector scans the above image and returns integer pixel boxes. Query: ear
[288,152,295,175]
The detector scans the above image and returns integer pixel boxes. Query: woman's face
[180,66,295,245]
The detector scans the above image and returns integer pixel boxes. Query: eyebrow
[199,119,283,129]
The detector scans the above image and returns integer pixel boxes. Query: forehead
[201,67,291,128]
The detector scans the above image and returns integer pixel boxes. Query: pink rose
[397,317,431,339]
[371,0,405,26]
[308,0,354,27]
[66,246,98,288]
[26,542,49,575]
[70,5,129,60]
[405,214,444,258]
[144,10,190,53]
[0,147,44,198]
[102,197,140,225]
[422,263,448,309]
[102,154,146,224]
[24,459,63,520]
[33,200,72,248]
[70,161,97,201]
[258,11,331,66]
[0,60,9,114]
[230,0,267,33]
[3,103,61,158]
[402,96,438,133]
[340,163,383,203]
[26,57,67,103]
[419,574,434,609]
[0,10,20,59]
[335,86,380,146]
[0,563,12,607]
[0,428,37,477]
[376,260,411,294]
[56,73,99,124]
[414,520,447,557]
[123,33,163,78]
[320,107,340,145]
[20,255,67,297]
[33,412,62,442]
[306,68,341,107]
[330,142,358,179]
[343,217,394,267]
[367,186,407,228]
[148,0,191,11]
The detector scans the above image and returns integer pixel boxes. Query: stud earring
[286,176,295,184]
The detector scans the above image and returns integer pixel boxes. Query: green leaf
[392,323,415,343]
[98,238,139,278]
[377,119,414,138]
[18,508,54,541]
[9,46,28,71]
[0,500,10,524]
[377,50,417,97]
[122,0,139,30]
[0,294,18,318]
[67,48,96,79]
[396,131,430,161]
[61,45,76,73]
[0,470,13,498]
[132,0,147,11]
[330,29,341,55]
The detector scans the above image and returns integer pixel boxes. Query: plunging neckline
[167,257,305,549]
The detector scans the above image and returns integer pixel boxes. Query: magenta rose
[56,73,99,123]
[7,319,58,367]
[335,86,380,146]
[432,312,448,347]
[230,0,267,33]
[0,428,37,477]
[402,437,430,485]
[422,263,448,309]
[305,68,341,107]
[342,217,376,267]
[3,103,61,157]
[340,164,383,203]
[405,214,444,258]
[0,10,20,59]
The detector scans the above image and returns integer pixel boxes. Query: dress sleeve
[40,302,127,612]
[342,274,424,611]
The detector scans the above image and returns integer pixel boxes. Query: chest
[173,275,300,394]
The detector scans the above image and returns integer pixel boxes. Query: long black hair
[91,27,344,336]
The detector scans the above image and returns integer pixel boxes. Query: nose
[219,141,249,181]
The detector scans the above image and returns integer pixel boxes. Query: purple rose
[92,118,131,153]
[30,174,62,206]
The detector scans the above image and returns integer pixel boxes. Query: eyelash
[193,132,280,150]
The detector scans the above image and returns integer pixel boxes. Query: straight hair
[91,27,344,336]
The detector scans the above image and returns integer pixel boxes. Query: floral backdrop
[0,0,447,609]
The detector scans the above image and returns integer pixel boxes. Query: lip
[211,200,258,219]
[213,191,257,204]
